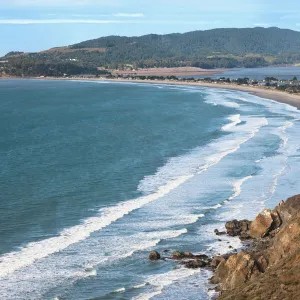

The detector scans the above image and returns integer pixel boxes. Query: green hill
[2,27,300,76]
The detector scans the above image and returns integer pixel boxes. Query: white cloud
[0,19,132,24]
[0,18,220,25]
[0,0,118,6]
[69,13,144,18]
[113,13,144,18]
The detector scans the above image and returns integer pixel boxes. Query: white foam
[199,204,222,210]
[0,177,191,278]
[279,121,293,146]
[94,229,188,268]
[265,120,295,197]
[133,283,147,289]
[204,92,240,108]
[133,290,162,300]
[114,287,126,293]
[202,223,242,255]
[203,88,300,124]
[228,176,252,201]
[128,214,205,231]
[85,268,97,277]
[138,116,267,195]
[236,94,300,119]
[207,289,219,298]
[0,229,188,299]
[0,116,267,279]
[133,268,200,300]
[221,114,241,131]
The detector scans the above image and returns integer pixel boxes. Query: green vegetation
[3,27,300,76]
[0,61,109,77]
[3,51,25,57]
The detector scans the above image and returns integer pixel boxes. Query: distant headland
[2,27,300,77]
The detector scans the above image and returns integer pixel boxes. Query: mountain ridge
[2,27,300,76]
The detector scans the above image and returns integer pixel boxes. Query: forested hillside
[2,27,300,76]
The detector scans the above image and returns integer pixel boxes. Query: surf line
[0,121,267,278]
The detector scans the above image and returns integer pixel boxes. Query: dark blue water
[1,79,300,300]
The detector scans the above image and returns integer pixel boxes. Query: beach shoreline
[1,76,300,299]
[2,76,300,108]
[102,78,300,108]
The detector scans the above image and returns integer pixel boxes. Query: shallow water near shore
[1,79,300,299]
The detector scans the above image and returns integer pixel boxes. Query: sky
[1,0,300,56]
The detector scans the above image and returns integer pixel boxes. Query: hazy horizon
[1,0,300,56]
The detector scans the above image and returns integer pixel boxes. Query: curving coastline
[98,78,300,108]
[1,77,298,298]
[2,76,300,108]
[149,195,300,299]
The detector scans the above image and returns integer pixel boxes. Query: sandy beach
[2,76,300,108]
[96,78,300,109]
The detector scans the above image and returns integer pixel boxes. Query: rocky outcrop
[249,208,281,238]
[149,251,161,260]
[148,195,300,299]
[274,195,300,224]
[211,251,261,289]
[214,229,226,236]
[148,250,210,267]
[212,195,300,300]
[211,255,227,269]
[268,211,300,265]
[225,219,252,239]
[182,259,209,269]
[172,251,192,259]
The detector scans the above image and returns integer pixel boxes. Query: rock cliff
[212,195,300,300]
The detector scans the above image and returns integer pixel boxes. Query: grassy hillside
[2,27,300,76]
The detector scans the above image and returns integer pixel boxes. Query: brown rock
[183,259,208,269]
[183,252,195,258]
[149,251,161,260]
[211,251,260,289]
[256,255,268,272]
[172,251,187,259]
[225,219,251,237]
[214,229,226,236]
[274,195,300,224]
[211,255,227,268]
[195,254,209,260]
[171,251,198,259]
[218,204,300,300]
[213,196,300,299]
[268,211,300,265]
[271,210,282,228]
[250,209,274,238]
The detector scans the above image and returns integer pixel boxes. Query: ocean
[218,66,300,80]
[1,79,300,300]
[182,66,300,80]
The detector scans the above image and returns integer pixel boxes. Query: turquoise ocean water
[1,79,300,299]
